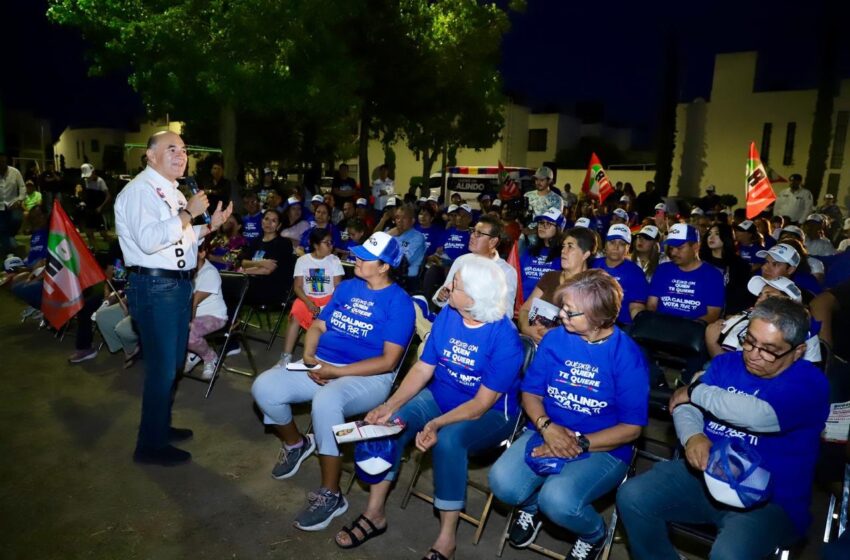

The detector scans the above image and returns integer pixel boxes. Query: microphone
[183,176,211,224]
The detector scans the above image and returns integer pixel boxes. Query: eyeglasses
[468,228,497,238]
[560,307,585,319]
[737,330,796,363]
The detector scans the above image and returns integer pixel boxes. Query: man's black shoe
[169,427,194,443]
[133,445,192,466]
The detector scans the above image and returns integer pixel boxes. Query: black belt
[128,266,195,280]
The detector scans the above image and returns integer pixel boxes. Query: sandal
[422,548,452,560]
[334,514,387,549]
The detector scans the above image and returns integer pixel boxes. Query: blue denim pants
[616,458,799,560]
[488,429,628,542]
[125,273,192,451]
[385,388,516,511]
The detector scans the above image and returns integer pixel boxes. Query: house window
[783,122,796,166]
[528,129,548,152]
[91,139,100,153]
[831,111,848,169]
[761,123,772,164]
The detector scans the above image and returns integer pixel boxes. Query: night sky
[5,0,850,146]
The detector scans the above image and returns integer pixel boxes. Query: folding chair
[240,284,294,350]
[399,335,538,545]
[823,462,850,544]
[495,448,639,560]
[203,272,253,397]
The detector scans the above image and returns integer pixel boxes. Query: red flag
[41,200,107,329]
[581,153,615,205]
[506,240,523,318]
[745,142,777,219]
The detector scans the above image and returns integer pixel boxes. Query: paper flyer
[822,401,850,443]
[333,419,406,444]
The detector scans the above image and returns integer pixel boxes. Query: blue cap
[606,224,632,244]
[703,438,771,508]
[534,208,566,229]
[523,432,589,475]
[665,223,699,247]
[350,231,404,267]
[354,438,397,484]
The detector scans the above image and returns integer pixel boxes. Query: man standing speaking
[115,131,232,465]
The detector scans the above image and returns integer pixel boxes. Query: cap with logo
[612,208,629,220]
[607,224,632,244]
[804,213,824,224]
[310,194,325,204]
[533,166,554,180]
[779,225,805,240]
[354,438,397,484]
[747,276,802,303]
[385,197,398,208]
[477,193,492,201]
[654,203,667,213]
[619,195,630,202]
[417,197,427,203]
[447,204,459,214]
[574,217,591,228]
[427,194,439,203]
[706,184,716,192]
[81,163,94,178]
[459,203,473,214]
[756,243,801,267]
[735,220,756,233]
[286,196,300,206]
[690,207,705,217]
[356,198,368,207]
[665,223,699,247]
[703,438,771,509]
[535,208,566,229]
[637,225,661,240]
[492,199,503,208]
[350,231,404,267]
[263,167,273,175]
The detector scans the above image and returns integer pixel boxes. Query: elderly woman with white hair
[333,255,524,560]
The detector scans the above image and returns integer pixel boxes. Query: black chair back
[630,310,707,369]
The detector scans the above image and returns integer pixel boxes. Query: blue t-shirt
[415,223,444,256]
[592,258,649,325]
[738,243,765,265]
[26,228,48,266]
[441,227,470,261]
[242,212,263,242]
[421,306,523,416]
[698,353,829,536]
[395,228,427,276]
[317,278,414,365]
[792,271,822,296]
[520,247,561,300]
[522,327,649,463]
[649,261,725,320]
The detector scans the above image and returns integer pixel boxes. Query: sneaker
[20,306,39,322]
[567,536,605,560]
[508,509,542,548]
[184,353,201,373]
[200,360,217,381]
[293,487,349,531]
[69,348,98,364]
[224,338,241,357]
[277,352,292,368]
[272,434,316,480]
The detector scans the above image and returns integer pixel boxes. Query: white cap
[805,213,824,223]
[637,225,661,240]
[350,231,403,267]
[612,208,629,220]
[574,217,591,228]
[747,276,803,302]
[690,207,705,216]
[447,204,459,214]
[286,196,300,205]
[736,220,756,232]
[619,195,630,202]
[779,225,805,240]
[385,197,398,207]
[356,456,393,476]
[81,163,94,178]
[654,203,667,212]
[606,224,632,244]
[756,243,801,267]
[459,203,473,214]
[356,197,368,207]
[417,197,427,203]
[427,194,439,203]
[310,194,325,203]
[491,199,503,208]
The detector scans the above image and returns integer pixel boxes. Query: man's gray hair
[458,255,507,323]
[749,297,809,348]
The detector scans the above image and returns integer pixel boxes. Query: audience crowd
[3,155,850,560]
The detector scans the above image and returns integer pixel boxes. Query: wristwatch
[576,433,591,454]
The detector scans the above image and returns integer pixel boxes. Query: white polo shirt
[115,166,203,271]
[0,166,25,210]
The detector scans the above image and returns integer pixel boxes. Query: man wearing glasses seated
[432,215,517,314]
[617,297,830,559]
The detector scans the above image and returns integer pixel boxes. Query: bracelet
[687,379,702,400]
[539,418,552,432]
[535,414,548,429]
[180,208,193,220]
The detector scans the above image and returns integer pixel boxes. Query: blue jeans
[11,279,43,308]
[252,365,394,457]
[489,429,628,542]
[616,458,799,560]
[125,273,192,451]
[384,388,516,511]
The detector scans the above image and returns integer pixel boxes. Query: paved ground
[0,289,836,560]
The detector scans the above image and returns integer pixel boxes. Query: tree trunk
[653,33,678,197]
[804,18,838,201]
[358,104,371,191]
[219,103,238,186]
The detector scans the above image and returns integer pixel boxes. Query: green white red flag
[41,200,106,329]
[745,142,777,219]
[581,152,614,205]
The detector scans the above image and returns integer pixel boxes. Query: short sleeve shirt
[441,227,471,261]
[194,260,229,320]
[520,247,561,300]
[649,261,725,319]
[592,258,649,324]
[293,253,344,297]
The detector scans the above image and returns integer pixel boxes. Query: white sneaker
[184,353,201,373]
[277,352,292,368]
[200,360,217,381]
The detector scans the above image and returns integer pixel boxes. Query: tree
[653,32,679,196]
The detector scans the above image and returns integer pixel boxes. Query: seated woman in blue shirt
[333,255,524,560]
[519,208,564,301]
[251,232,415,533]
[489,269,649,560]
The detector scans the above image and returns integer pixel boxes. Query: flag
[506,241,523,319]
[497,160,508,185]
[581,153,615,205]
[764,163,788,184]
[745,142,777,219]
[41,200,106,329]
